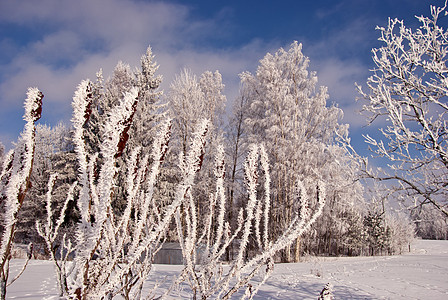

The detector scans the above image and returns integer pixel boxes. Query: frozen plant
[318,282,334,300]
[38,79,213,299]
[35,173,76,297]
[0,88,43,300]
[170,144,326,299]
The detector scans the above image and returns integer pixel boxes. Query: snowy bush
[31,76,326,299]
[169,144,325,299]
[37,80,180,299]
[0,88,43,299]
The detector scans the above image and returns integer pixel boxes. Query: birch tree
[357,2,448,217]
[224,88,251,260]
[241,41,355,261]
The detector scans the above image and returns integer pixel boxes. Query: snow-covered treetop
[23,87,43,123]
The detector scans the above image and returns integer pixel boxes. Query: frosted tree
[199,70,226,130]
[357,2,448,216]
[241,41,356,261]
[0,88,43,300]
[167,69,227,234]
[300,144,366,256]
[363,210,389,256]
[168,69,226,156]
[131,45,164,150]
[411,204,447,239]
[106,48,165,212]
[103,61,135,110]
[224,87,251,260]
[385,212,415,254]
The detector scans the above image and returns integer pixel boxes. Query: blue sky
[0,0,443,154]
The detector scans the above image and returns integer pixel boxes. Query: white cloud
[296,15,379,132]
[314,58,369,128]
[0,0,272,148]
[0,0,381,153]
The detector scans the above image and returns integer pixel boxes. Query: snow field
[6,240,448,299]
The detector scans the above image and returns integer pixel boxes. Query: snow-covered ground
[6,239,448,299]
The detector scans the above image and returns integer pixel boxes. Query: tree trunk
[295,238,300,262]
[1,278,6,300]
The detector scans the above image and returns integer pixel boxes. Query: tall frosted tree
[131,46,164,149]
[84,46,163,159]
[81,46,164,214]
[167,69,227,226]
[240,41,360,261]
[168,69,226,155]
[225,87,251,260]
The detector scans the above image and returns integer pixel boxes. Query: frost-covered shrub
[318,282,334,300]
[385,213,415,254]
[34,79,326,299]
[37,80,179,299]
[16,123,75,247]
[0,88,43,300]
[169,144,326,299]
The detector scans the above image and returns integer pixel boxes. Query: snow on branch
[0,88,43,299]
[356,2,448,216]
[41,88,210,299]
[172,143,325,300]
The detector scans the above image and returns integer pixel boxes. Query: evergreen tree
[364,210,387,255]
[16,124,76,249]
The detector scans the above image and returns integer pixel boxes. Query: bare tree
[357,2,448,216]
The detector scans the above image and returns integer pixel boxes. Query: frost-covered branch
[173,143,325,300]
[357,2,448,216]
[0,88,42,300]
[36,173,76,297]
[39,77,217,299]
